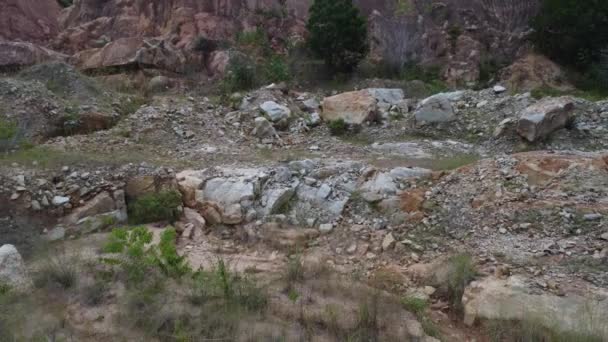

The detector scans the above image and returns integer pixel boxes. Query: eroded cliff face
[0,0,61,43]
[0,0,541,83]
[367,0,541,84]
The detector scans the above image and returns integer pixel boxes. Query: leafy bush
[263,54,291,83]
[151,228,191,278]
[190,259,267,312]
[103,226,189,284]
[446,253,477,312]
[220,53,258,94]
[328,118,348,136]
[307,0,369,73]
[0,119,16,140]
[129,190,182,224]
[401,296,428,317]
[103,226,154,284]
[532,0,608,69]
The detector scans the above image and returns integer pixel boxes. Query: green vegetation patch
[128,191,182,224]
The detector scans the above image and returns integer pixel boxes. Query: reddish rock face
[0,0,61,43]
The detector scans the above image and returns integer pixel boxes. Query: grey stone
[264,188,295,215]
[517,97,574,142]
[52,196,70,206]
[302,98,320,111]
[46,226,66,241]
[260,101,291,122]
[319,223,334,233]
[414,93,456,123]
[252,117,277,138]
[0,244,31,288]
[493,85,507,94]
[202,177,256,206]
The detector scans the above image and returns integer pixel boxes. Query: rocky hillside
[1,0,541,85]
[0,1,607,342]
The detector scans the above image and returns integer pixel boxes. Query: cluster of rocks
[0,62,126,146]
[409,151,608,286]
[176,159,435,232]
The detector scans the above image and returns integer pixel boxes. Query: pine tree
[306,0,369,73]
[532,0,608,69]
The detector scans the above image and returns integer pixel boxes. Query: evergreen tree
[306,0,369,73]
[532,0,608,69]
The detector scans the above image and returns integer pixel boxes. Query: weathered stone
[321,90,377,125]
[302,98,320,111]
[414,93,456,123]
[176,171,204,208]
[147,75,173,92]
[183,207,206,231]
[260,101,291,122]
[201,177,256,206]
[198,202,222,225]
[0,42,66,68]
[52,196,70,206]
[382,232,396,251]
[463,276,608,340]
[46,226,66,241]
[516,97,574,142]
[0,244,31,288]
[74,37,187,73]
[319,223,334,233]
[65,191,115,225]
[252,117,277,138]
[222,203,243,224]
[264,188,295,215]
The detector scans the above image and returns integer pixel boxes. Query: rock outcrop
[0,42,67,69]
[517,96,575,142]
[0,0,61,43]
[463,276,608,339]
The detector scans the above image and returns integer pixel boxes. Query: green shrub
[33,256,78,290]
[152,228,191,278]
[307,0,369,73]
[103,226,189,284]
[263,54,291,83]
[220,53,257,93]
[129,190,182,224]
[0,119,17,140]
[532,0,608,69]
[189,259,267,312]
[401,296,428,317]
[0,283,10,297]
[328,118,348,136]
[446,253,477,312]
[103,226,154,284]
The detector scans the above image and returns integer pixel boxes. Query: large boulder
[252,117,277,138]
[0,0,60,43]
[414,93,457,123]
[0,42,67,69]
[321,90,378,125]
[73,37,187,73]
[463,276,608,339]
[0,244,31,288]
[516,97,574,142]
